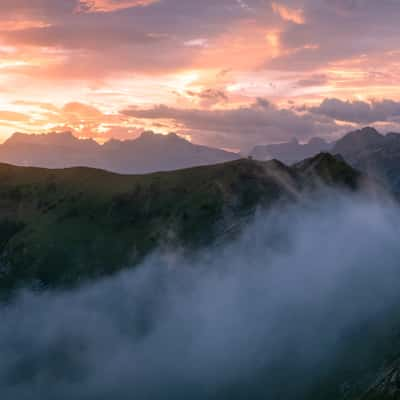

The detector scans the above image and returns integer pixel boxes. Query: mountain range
[250,127,400,193]
[249,136,332,164]
[0,131,239,174]
[331,126,400,191]
[0,130,334,174]
[3,128,400,191]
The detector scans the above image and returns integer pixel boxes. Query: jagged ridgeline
[0,153,362,293]
[0,131,239,174]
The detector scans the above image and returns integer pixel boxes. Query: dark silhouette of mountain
[0,131,239,174]
[0,153,363,295]
[332,127,400,191]
[332,126,385,155]
[249,137,332,164]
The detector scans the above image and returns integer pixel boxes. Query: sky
[1,0,400,151]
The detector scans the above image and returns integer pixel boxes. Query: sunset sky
[1,0,400,151]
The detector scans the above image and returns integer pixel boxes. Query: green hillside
[0,154,361,293]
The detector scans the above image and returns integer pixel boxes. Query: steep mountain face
[249,137,332,164]
[0,154,362,294]
[0,131,239,174]
[333,127,385,155]
[0,132,100,169]
[332,127,400,191]
[101,131,240,173]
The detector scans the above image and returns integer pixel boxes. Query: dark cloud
[186,89,228,107]
[295,74,328,87]
[0,0,261,78]
[265,0,400,72]
[0,0,264,46]
[1,24,158,49]
[122,96,400,149]
[1,0,400,81]
[186,89,228,102]
[311,98,400,124]
[122,100,343,151]
[0,0,76,18]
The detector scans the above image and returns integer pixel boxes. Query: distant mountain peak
[166,132,180,138]
[341,126,382,140]
[5,131,81,146]
[135,131,185,144]
[249,136,332,164]
[138,130,156,139]
[294,152,337,170]
[333,127,385,156]
[294,152,361,188]
[308,137,327,146]
[0,130,239,174]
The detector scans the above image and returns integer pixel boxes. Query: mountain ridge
[0,153,364,295]
[331,127,400,191]
[0,131,240,174]
[249,136,333,164]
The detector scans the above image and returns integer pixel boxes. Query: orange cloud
[193,21,282,71]
[272,2,305,24]
[63,102,104,120]
[76,0,159,13]
[0,110,30,122]
[0,20,51,32]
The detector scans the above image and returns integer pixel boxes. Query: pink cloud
[75,0,159,13]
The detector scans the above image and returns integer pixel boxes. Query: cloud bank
[1,191,400,399]
[122,99,345,150]
[311,98,400,124]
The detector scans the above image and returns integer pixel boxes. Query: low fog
[2,191,400,399]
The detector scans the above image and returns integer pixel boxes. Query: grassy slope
[0,155,360,292]
[0,159,297,291]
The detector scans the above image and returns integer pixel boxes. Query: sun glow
[169,71,201,95]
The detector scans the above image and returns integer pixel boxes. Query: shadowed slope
[0,154,363,293]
